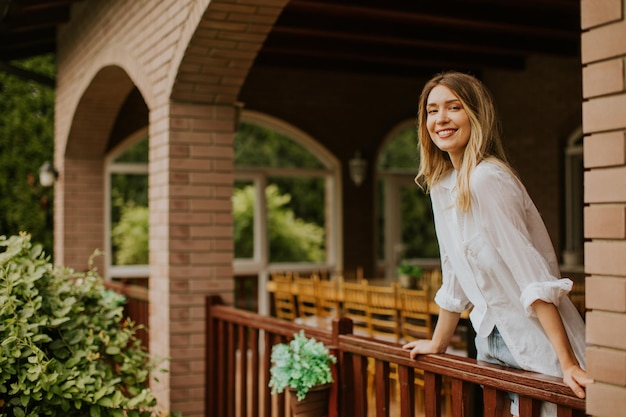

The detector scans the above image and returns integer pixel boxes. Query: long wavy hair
[415,71,514,211]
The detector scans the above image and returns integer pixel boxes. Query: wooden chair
[398,284,433,342]
[293,273,319,320]
[367,282,400,342]
[340,279,370,336]
[315,278,341,319]
[428,268,468,354]
[270,272,297,321]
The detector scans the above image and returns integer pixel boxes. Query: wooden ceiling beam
[268,26,575,59]
[257,44,525,72]
[283,0,578,40]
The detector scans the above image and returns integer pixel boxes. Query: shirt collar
[440,169,457,190]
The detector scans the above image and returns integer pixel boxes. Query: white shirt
[431,161,586,378]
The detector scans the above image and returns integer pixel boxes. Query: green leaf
[90,405,101,417]
[105,346,121,355]
[97,397,113,407]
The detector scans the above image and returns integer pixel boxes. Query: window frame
[104,128,149,281]
[376,119,441,278]
[234,110,343,315]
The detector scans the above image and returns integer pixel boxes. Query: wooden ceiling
[0,0,581,78]
[256,0,581,76]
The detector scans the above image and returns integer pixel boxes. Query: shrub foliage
[0,233,164,416]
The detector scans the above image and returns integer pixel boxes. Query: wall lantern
[349,151,367,187]
[39,161,58,187]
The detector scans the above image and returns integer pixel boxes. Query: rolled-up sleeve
[434,253,471,313]
[520,279,573,316]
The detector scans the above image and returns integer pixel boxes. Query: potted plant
[269,330,337,416]
[397,262,424,289]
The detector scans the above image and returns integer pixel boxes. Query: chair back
[428,268,443,291]
[316,278,341,319]
[367,282,400,342]
[293,273,319,319]
[398,283,433,342]
[270,272,297,321]
[341,279,370,336]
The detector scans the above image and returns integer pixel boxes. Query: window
[563,127,584,268]
[377,122,439,278]
[233,111,341,314]
[105,130,149,280]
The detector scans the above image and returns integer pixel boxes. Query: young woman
[402,71,591,416]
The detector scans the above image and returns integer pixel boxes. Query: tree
[0,55,55,256]
[233,184,325,262]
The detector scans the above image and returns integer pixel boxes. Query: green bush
[0,233,168,417]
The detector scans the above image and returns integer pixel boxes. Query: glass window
[234,122,329,264]
[233,116,339,314]
[377,124,438,277]
[106,135,149,279]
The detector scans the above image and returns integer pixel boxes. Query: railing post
[450,378,472,417]
[397,365,415,417]
[205,295,224,417]
[518,396,541,417]
[483,386,507,417]
[424,371,442,417]
[332,317,354,417]
[374,360,391,417]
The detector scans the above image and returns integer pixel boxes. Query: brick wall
[55,1,290,416]
[581,0,626,415]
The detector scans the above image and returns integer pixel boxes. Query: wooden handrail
[205,295,587,417]
[337,335,585,409]
[104,280,150,350]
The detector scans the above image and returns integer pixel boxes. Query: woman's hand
[562,364,593,399]
[402,339,445,359]
[402,309,461,359]
[531,300,593,399]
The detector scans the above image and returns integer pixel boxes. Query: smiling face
[426,85,471,169]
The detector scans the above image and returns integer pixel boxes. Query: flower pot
[398,274,416,289]
[288,383,332,417]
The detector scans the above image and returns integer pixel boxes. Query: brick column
[149,101,235,417]
[581,0,626,414]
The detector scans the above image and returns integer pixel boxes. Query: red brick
[586,382,626,416]
[582,93,626,133]
[584,205,626,238]
[586,276,626,312]
[587,311,626,349]
[583,59,625,98]
[584,166,626,203]
[583,131,626,168]
[587,346,626,385]
[585,241,626,276]
[581,0,623,30]
[582,19,626,64]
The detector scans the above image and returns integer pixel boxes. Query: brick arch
[65,66,137,158]
[56,42,155,153]
[169,0,289,104]
[59,65,146,272]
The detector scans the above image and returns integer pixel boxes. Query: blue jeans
[475,327,520,416]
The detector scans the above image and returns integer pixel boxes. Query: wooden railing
[206,295,587,417]
[104,279,150,350]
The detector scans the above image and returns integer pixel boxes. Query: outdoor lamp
[39,161,58,187]
[349,151,367,186]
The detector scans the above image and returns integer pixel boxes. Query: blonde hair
[415,71,514,211]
